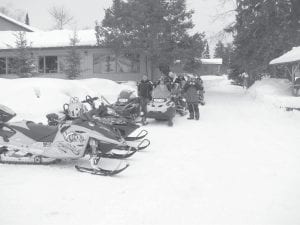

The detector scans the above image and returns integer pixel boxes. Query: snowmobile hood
[72,118,121,141]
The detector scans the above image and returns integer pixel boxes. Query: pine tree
[96,0,206,76]
[214,41,225,59]
[11,32,35,77]
[202,41,210,59]
[64,31,81,79]
[228,0,300,84]
[25,13,30,25]
[214,41,234,73]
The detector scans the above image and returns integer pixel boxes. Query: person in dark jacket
[138,75,153,124]
[183,77,201,120]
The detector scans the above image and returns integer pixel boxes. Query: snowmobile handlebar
[63,103,69,114]
[82,95,99,104]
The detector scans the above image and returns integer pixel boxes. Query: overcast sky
[1,0,235,45]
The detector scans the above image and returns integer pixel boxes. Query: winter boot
[187,114,194,120]
[168,119,173,126]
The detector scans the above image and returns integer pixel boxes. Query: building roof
[270,46,300,65]
[197,58,223,65]
[174,58,223,65]
[0,12,39,32]
[0,29,97,50]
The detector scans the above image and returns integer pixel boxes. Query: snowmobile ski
[99,148,137,159]
[115,138,150,151]
[125,130,148,141]
[75,164,129,176]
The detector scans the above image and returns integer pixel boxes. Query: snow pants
[140,97,150,120]
[188,103,199,119]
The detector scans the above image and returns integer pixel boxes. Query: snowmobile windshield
[118,90,136,99]
[0,104,16,123]
[152,85,171,99]
[0,104,15,116]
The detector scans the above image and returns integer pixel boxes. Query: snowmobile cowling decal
[63,131,85,144]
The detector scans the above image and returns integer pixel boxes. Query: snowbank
[202,75,242,94]
[247,78,300,108]
[0,78,135,122]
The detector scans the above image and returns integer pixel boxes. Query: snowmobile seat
[11,122,58,142]
[26,122,58,142]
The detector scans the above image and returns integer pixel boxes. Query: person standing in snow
[241,72,249,89]
[138,75,153,125]
[195,75,205,105]
[183,76,201,120]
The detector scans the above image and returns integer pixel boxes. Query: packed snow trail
[1,77,300,225]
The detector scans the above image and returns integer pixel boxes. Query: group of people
[137,71,204,125]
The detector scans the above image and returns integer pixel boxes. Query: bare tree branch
[48,6,74,30]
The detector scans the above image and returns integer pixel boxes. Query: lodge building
[0,12,222,81]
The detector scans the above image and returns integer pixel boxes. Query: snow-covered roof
[0,12,39,32]
[270,46,300,65]
[174,58,223,65]
[0,29,98,49]
[196,58,223,65]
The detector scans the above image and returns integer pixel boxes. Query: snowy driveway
[1,77,300,225]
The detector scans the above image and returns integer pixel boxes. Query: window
[7,58,17,74]
[0,57,5,74]
[93,54,117,73]
[38,56,58,73]
[93,53,140,74]
[117,54,140,73]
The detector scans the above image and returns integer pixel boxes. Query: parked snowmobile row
[0,95,150,176]
[0,78,205,176]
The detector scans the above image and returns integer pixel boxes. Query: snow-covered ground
[247,77,300,108]
[1,76,300,225]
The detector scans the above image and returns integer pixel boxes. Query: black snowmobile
[47,95,149,142]
[109,90,141,119]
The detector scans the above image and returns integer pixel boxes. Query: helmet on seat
[68,97,87,118]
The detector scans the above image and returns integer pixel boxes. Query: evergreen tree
[25,13,30,25]
[96,0,206,76]
[214,41,234,73]
[214,41,225,59]
[11,32,35,77]
[223,43,234,70]
[228,0,300,84]
[202,41,210,59]
[64,31,81,79]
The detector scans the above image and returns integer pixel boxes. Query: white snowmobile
[0,104,140,176]
[147,82,176,126]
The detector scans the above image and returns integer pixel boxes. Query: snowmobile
[171,83,188,116]
[47,96,148,142]
[172,95,187,116]
[0,104,148,176]
[109,90,141,119]
[79,95,148,141]
[147,83,176,126]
